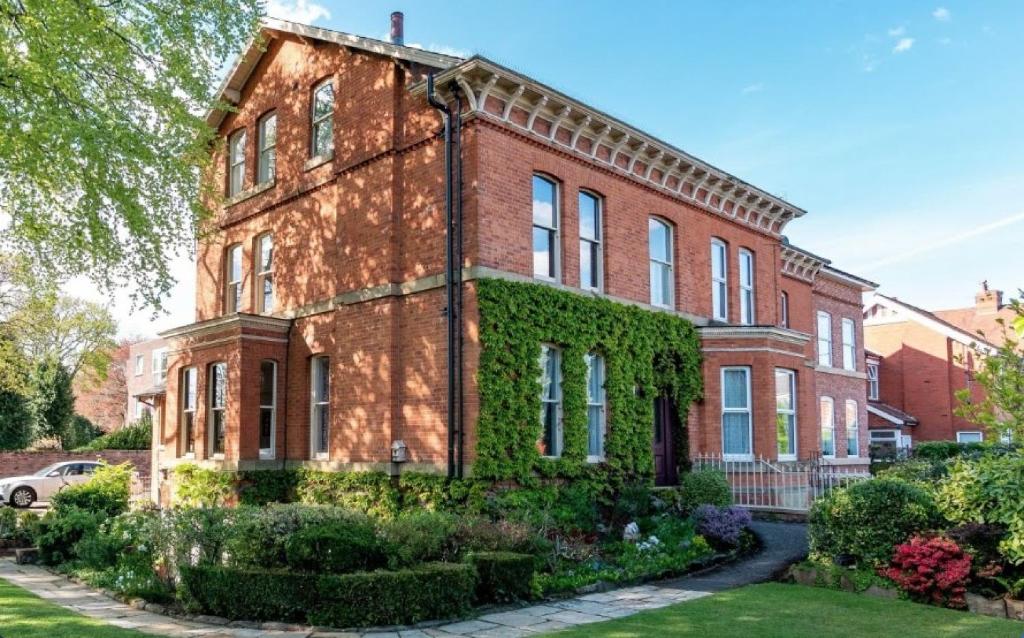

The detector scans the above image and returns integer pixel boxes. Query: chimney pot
[975,281,1003,314]
[390,11,404,46]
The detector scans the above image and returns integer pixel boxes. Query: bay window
[722,367,752,459]
[208,362,227,456]
[259,360,276,459]
[310,356,330,458]
[820,396,835,457]
[845,399,859,457]
[775,369,796,460]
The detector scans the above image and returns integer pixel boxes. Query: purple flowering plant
[692,504,752,548]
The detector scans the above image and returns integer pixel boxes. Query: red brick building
[151,17,875,498]
[864,284,1012,449]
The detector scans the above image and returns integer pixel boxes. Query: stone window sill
[304,152,334,172]
[225,180,275,207]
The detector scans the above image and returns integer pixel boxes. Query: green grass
[549,583,1024,637]
[0,578,149,638]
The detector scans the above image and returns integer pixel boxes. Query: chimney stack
[390,11,404,45]
[975,280,1003,315]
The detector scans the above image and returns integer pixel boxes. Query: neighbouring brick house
[150,16,875,501]
[863,284,1014,449]
[126,338,169,424]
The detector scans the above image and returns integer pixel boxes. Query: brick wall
[0,450,150,478]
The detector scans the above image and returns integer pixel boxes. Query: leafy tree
[0,386,32,449]
[27,355,75,445]
[0,0,262,309]
[956,295,1024,441]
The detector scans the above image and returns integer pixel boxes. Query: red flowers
[882,536,972,608]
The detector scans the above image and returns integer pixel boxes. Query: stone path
[0,521,808,638]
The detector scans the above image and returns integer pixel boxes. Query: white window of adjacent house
[180,367,196,457]
[259,360,276,459]
[817,311,833,367]
[722,366,752,460]
[311,80,334,158]
[152,348,168,385]
[739,249,755,325]
[539,344,563,457]
[579,191,602,292]
[257,112,277,185]
[846,400,860,457]
[820,396,835,457]
[208,362,227,456]
[711,239,728,321]
[532,175,559,281]
[310,356,330,459]
[842,318,856,371]
[228,129,246,196]
[135,355,144,376]
[957,431,983,444]
[256,234,274,314]
[225,244,243,313]
[780,292,789,328]
[867,363,879,400]
[649,218,673,308]
[776,369,797,461]
[585,352,606,461]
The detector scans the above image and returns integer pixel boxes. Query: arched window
[257,112,277,185]
[208,362,227,456]
[845,400,860,457]
[780,291,789,328]
[649,218,673,308]
[311,80,334,158]
[256,234,274,313]
[711,239,728,321]
[227,129,246,196]
[820,396,835,458]
[225,244,243,313]
[532,175,559,280]
[578,191,602,291]
[738,248,755,324]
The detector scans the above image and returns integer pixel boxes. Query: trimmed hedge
[467,551,535,603]
[678,469,732,513]
[178,562,476,627]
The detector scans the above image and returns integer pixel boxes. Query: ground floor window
[180,367,197,456]
[845,400,860,457]
[722,366,752,459]
[956,430,983,444]
[539,344,563,457]
[310,356,330,458]
[775,369,796,460]
[820,396,835,457]
[585,352,606,461]
[208,362,227,456]
[259,360,276,459]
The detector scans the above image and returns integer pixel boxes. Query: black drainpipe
[450,81,465,480]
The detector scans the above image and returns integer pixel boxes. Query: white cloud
[265,0,330,24]
[888,26,906,37]
[933,7,951,21]
[892,37,915,53]
[741,82,764,95]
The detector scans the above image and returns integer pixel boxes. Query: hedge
[467,551,535,603]
[178,562,476,627]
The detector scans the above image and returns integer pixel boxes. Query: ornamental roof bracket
[590,124,613,158]
[476,74,500,109]
[610,133,633,166]
[659,157,681,186]
[501,85,526,121]
[570,115,592,148]
[455,76,478,111]
[526,95,550,131]
[626,142,649,174]
[644,150,665,180]
[550,105,572,141]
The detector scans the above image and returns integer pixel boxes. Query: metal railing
[691,453,870,512]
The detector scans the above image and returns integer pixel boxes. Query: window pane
[313,120,333,157]
[650,262,665,306]
[580,241,595,289]
[776,413,795,456]
[260,361,275,406]
[313,83,334,118]
[263,275,274,312]
[184,413,195,453]
[230,246,242,282]
[715,281,727,319]
[541,401,558,455]
[739,251,752,286]
[820,399,834,456]
[723,413,751,455]
[260,236,273,271]
[533,227,553,278]
[775,370,792,410]
[579,192,599,240]
[230,131,246,163]
[649,219,669,262]
[211,363,226,408]
[723,369,748,408]
[261,114,276,149]
[846,401,859,456]
[212,411,225,454]
[712,241,726,278]
[588,405,603,457]
[532,176,556,227]
[259,408,273,450]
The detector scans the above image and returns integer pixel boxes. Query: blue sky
[102,0,1024,337]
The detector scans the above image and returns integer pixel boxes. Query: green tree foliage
[6,291,117,378]
[0,386,32,449]
[76,412,151,451]
[62,414,103,450]
[26,355,74,445]
[0,0,262,308]
[956,295,1024,441]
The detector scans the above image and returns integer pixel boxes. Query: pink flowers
[882,536,972,608]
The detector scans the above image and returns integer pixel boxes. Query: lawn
[549,583,1024,637]
[0,578,148,638]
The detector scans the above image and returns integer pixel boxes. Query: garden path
[0,521,807,638]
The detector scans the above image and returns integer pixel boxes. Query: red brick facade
[153,21,874,496]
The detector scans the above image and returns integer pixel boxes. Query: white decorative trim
[702,347,806,359]
[867,404,909,426]
[781,245,827,283]
[813,365,868,380]
[160,313,292,341]
[699,325,811,346]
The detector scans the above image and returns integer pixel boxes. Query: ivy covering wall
[474,278,703,487]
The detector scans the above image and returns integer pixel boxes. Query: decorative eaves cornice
[698,325,811,346]
[780,244,828,283]
[159,313,293,341]
[412,57,807,237]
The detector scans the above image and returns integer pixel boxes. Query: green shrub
[678,469,732,513]
[378,510,459,568]
[937,454,1024,563]
[452,516,551,557]
[610,483,655,525]
[173,463,235,507]
[76,413,151,451]
[914,440,986,461]
[488,484,600,535]
[295,469,402,517]
[178,565,316,621]
[36,507,105,564]
[0,387,32,450]
[809,478,940,567]
[874,458,949,486]
[284,520,383,574]
[63,415,103,450]
[311,563,476,627]
[0,506,17,539]
[466,551,535,603]
[51,462,132,517]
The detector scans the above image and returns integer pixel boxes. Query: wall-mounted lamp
[391,440,408,464]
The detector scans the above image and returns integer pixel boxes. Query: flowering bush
[882,536,972,608]
[693,505,752,549]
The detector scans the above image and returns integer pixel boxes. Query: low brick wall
[0,450,150,478]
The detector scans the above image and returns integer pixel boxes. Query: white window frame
[311,80,334,158]
[648,218,674,309]
[867,363,879,400]
[578,190,603,292]
[841,318,856,371]
[135,354,144,376]
[956,431,984,444]
[257,112,277,185]
[208,362,227,458]
[310,355,330,459]
[775,369,797,461]
[180,367,197,458]
[256,234,274,314]
[845,399,860,457]
[820,396,835,458]
[739,248,755,325]
[817,311,833,367]
[711,239,728,321]
[152,348,168,385]
[780,292,789,328]
[532,175,560,282]
[585,352,606,462]
[259,360,276,460]
[228,129,246,196]
[721,366,753,461]
[226,244,243,313]
[539,344,563,458]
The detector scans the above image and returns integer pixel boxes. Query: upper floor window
[180,367,197,456]
[585,352,606,461]
[780,292,789,328]
[152,348,168,385]
[256,234,274,314]
[228,129,246,196]
[775,369,796,461]
[649,218,673,308]
[579,191,602,292]
[841,318,856,371]
[816,311,833,367]
[845,400,860,457]
[208,362,227,456]
[867,363,879,400]
[539,344,562,457]
[721,366,752,460]
[257,112,277,185]
[135,354,144,376]
[310,355,331,459]
[259,360,277,459]
[532,175,559,281]
[711,239,728,321]
[820,396,835,457]
[738,249,755,324]
[225,244,242,313]
[311,80,334,158]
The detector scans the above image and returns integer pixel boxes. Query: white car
[0,461,101,508]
